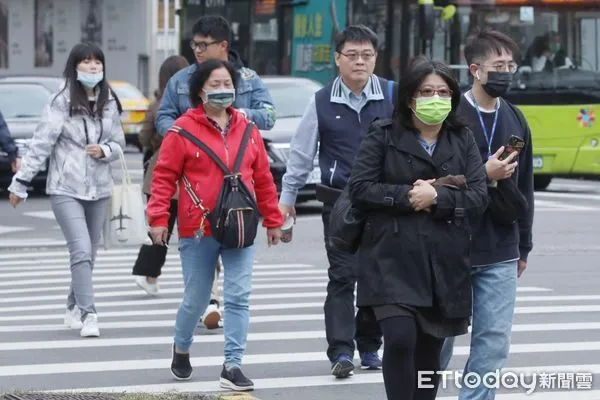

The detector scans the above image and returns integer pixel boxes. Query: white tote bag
[103,146,148,249]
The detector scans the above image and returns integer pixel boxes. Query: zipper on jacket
[329,160,338,186]
[222,133,230,167]
[393,218,398,234]
[83,119,90,145]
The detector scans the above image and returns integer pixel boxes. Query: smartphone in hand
[500,135,526,161]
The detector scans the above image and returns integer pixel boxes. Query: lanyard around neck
[469,91,500,159]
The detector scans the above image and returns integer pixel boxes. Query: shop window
[251,0,279,75]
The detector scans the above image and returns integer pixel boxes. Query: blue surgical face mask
[203,88,235,109]
[77,71,104,89]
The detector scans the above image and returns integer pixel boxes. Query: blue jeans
[439,260,518,400]
[174,237,255,367]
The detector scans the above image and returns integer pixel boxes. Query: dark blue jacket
[0,111,18,162]
[458,91,534,264]
[279,75,396,206]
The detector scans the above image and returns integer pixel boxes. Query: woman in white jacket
[8,43,125,337]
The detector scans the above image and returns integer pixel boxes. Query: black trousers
[132,196,178,278]
[321,207,382,361]
[380,316,444,400]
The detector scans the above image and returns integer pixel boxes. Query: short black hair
[463,27,520,65]
[189,58,238,108]
[334,24,378,53]
[192,15,231,43]
[394,55,465,132]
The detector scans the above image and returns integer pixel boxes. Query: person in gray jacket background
[8,43,125,338]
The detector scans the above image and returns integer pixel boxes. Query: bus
[419,0,600,190]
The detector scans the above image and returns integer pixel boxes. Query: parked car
[0,75,149,151]
[106,80,150,151]
[0,81,53,192]
[261,76,324,203]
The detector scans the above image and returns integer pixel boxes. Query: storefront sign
[291,0,347,85]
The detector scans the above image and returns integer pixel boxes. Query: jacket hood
[228,49,244,70]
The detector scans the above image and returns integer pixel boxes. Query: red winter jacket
[146,105,283,238]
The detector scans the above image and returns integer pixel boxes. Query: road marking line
[0,287,549,308]
[0,268,325,281]
[0,302,325,322]
[2,319,600,334]
[0,276,327,294]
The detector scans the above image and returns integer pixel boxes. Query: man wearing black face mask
[438,28,534,400]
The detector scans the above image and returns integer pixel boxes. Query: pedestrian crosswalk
[0,248,598,399]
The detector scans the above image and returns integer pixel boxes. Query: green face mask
[549,42,561,54]
[413,96,452,125]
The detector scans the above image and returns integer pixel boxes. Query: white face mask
[77,71,104,89]
[203,88,236,109]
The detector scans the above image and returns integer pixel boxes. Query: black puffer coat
[347,118,488,319]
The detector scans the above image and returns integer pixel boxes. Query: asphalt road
[0,170,599,399]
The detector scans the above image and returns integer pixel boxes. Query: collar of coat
[329,74,384,105]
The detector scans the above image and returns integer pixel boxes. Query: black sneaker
[170,344,192,381]
[219,364,254,391]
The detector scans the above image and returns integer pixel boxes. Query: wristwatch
[432,190,438,205]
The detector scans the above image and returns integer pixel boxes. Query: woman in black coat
[347,57,489,400]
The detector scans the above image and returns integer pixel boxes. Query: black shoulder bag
[327,121,392,254]
[176,123,261,248]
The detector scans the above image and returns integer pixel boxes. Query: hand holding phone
[499,135,526,162]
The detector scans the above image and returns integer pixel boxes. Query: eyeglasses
[338,51,376,62]
[416,87,453,98]
[189,40,221,52]
[477,62,518,73]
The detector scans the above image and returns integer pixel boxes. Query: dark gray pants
[51,194,108,318]
[321,206,383,361]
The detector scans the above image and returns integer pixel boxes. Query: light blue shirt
[417,136,437,156]
[339,77,371,113]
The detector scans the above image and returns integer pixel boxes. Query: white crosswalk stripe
[0,248,598,398]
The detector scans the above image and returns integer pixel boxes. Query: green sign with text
[291,0,347,85]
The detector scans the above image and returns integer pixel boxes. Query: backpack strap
[176,128,231,175]
[232,122,255,173]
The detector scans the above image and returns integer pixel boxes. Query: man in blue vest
[278,25,397,378]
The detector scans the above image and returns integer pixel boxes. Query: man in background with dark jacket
[439,28,535,400]
[0,110,20,174]
[279,25,397,379]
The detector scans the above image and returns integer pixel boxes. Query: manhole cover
[3,394,119,400]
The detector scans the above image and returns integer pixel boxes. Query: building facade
[0,0,157,95]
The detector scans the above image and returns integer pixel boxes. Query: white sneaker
[134,275,159,295]
[64,307,83,329]
[202,303,222,329]
[80,313,100,337]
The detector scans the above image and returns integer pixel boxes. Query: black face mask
[482,71,513,98]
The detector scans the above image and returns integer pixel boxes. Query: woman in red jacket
[147,59,283,391]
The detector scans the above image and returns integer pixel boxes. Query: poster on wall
[81,0,102,46]
[34,0,54,67]
[0,0,8,69]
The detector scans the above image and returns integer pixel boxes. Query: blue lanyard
[470,92,500,159]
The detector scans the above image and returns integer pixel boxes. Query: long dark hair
[158,55,189,98]
[55,43,110,118]
[393,56,465,132]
